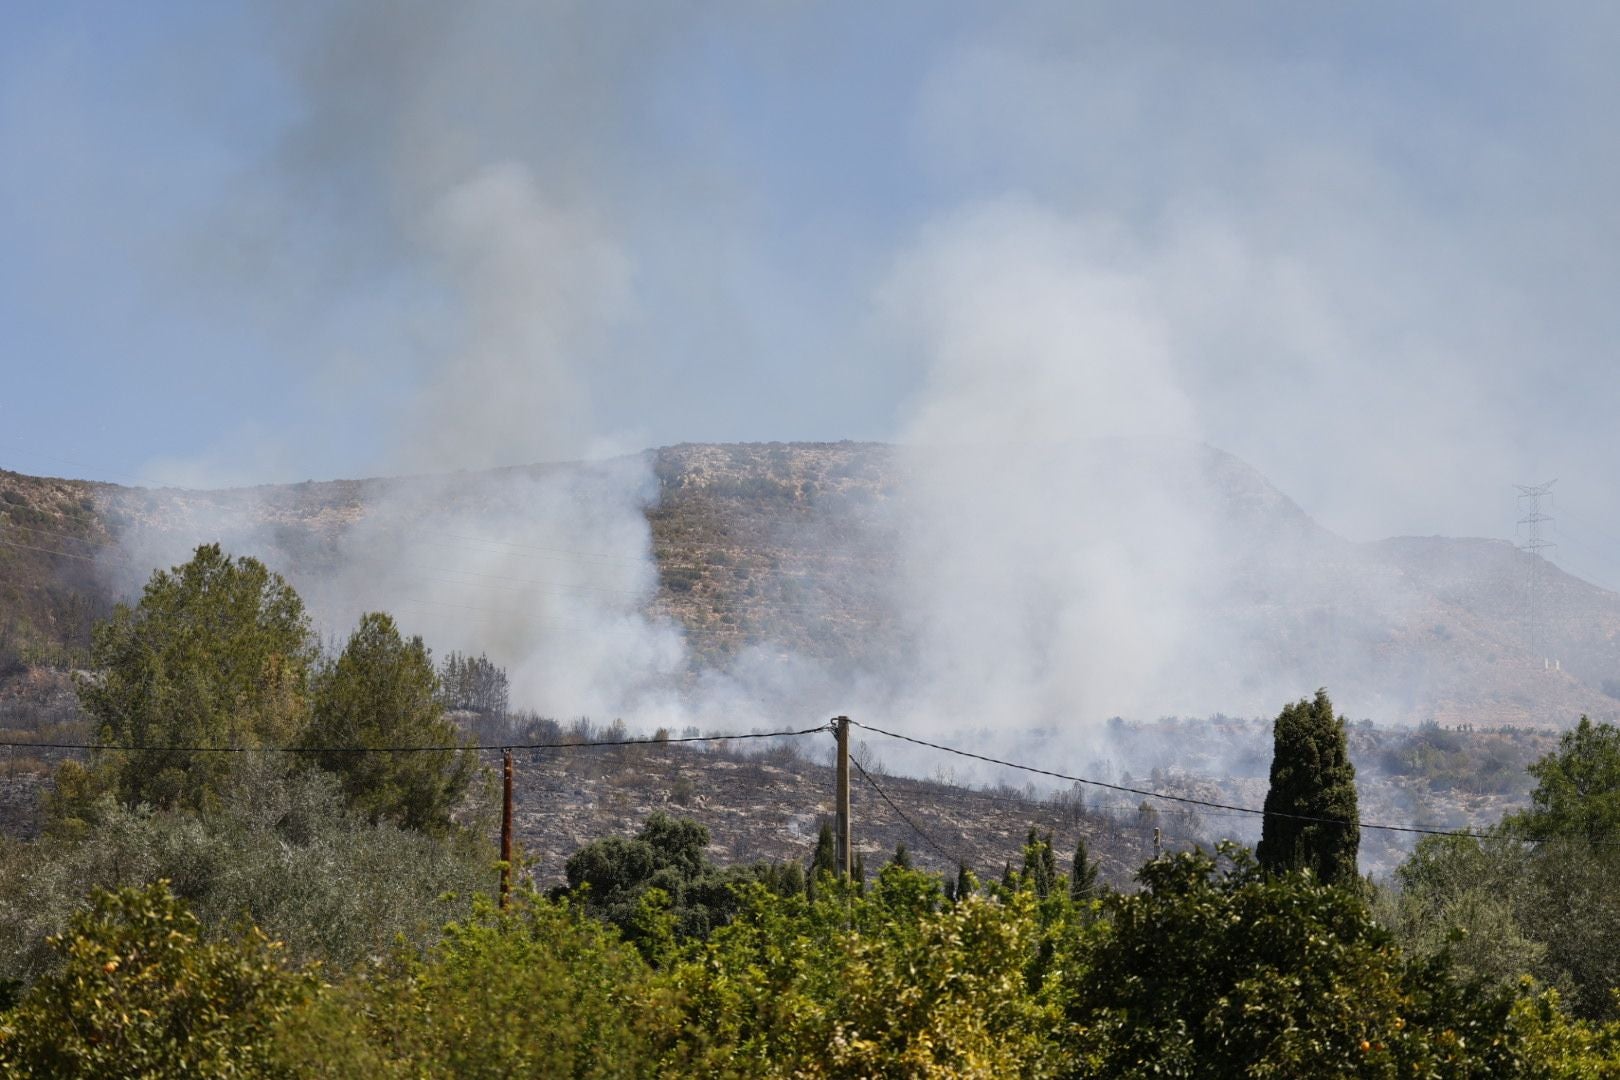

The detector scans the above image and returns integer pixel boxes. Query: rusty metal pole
[834,716,851,879]
[500,748,514,908]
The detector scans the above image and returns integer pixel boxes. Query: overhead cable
[848,719,1511,842]
[0,723,832,756]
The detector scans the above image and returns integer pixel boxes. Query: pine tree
[1070,834,1100,900]
[78,544,316,812]
[1256,689,1360,885]
[890,842,913,870]
[305,612,473,833]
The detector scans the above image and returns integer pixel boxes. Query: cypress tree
[1256,688,1360,885]
[954,862,975,903]
[810,821,836,877]
[1021,828,1057,898]
[1070,834,1099,901]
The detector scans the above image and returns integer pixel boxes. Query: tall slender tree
[807,820,837,900]
[1256,689,1360,885]
[1021,828,1058,898]
[952,863,976,903]
[1070,834,1100,901]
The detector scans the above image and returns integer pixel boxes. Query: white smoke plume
[100,5,691,723]
[880,200,1216,727]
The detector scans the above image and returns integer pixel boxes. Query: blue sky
[5,2,1620,586]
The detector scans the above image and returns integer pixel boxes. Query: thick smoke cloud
[881,200,1216,724]
[104,2,698,720]
[58,2,1620,745]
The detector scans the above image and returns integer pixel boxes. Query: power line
[0,537,121,565]
[0,723,832,756]
[0,522,106,549]
[847,719,1516,842]
[3,712,1598,849]
[849,755,975,872]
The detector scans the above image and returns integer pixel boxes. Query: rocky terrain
[9,439,1616,725]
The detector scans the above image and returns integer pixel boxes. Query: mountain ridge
[2,441,1617,727]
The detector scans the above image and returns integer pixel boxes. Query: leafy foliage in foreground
[277,892,671,1079]
[9,838,1620,1078]
[0,881,311,1078]
[1075,845,1520,1077]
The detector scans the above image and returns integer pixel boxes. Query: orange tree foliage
[5,831,1620,1077]
[0,880,311,1078]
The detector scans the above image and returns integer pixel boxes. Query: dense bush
[278,891,672,1079]
[0,757,491,985]
[0,881,312,1078]
[1386,718,1620,1022]
[1075,844,1520,1077]
[558,812,805,960]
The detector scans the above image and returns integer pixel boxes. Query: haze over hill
[3,439,1615,752]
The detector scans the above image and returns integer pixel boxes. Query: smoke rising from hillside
[879,200,1218,726]
[82,1,1620,758]
[103,3,695,721]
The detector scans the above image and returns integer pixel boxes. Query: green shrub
[1069,844,1521,1077]
[278,890,670,1079]
[0,757,491,986]
[0,881,311,1078]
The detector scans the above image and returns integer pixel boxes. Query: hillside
[4,443,1620,726]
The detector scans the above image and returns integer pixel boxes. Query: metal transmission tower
[1515,480,1557,659]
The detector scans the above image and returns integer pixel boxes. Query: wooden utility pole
[500,748,514,908]
[834,716,851,879]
